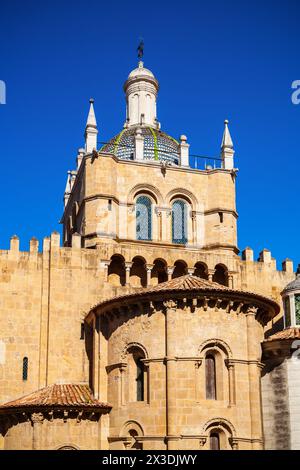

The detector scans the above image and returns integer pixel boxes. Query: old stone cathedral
[0,55,299,451]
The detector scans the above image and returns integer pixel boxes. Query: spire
[221,119,233,149]
[86,98,97,128]
[221,119,235,170]
[85,98,98,153]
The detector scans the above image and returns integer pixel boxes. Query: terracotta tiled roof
[0,384,111,411]
[265,327,300,342]
[140,274,230,292]
[88,274,280,315]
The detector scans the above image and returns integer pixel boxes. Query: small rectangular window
[80,323,85,340]
[22,357,28,381]
[219,212,224,223]
[108,199,112,211]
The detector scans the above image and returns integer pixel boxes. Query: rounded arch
[199,338,233,358]
[213,264,229,287]
[108,254,126,287]
[128,184,163,205]
[120,420,144,437]
[172,259,188,278]
[151,258,168,284]
[130,256,147,287]
[194,262,208,280]
[166,188,198,209]
[202,417,236,437]
[56,443,80,450]
[122,342,149,360]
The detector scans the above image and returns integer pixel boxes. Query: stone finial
[76,147,85,170]
[221,119,235,170]
[85,99,98,154]
[180,135,189,167]
[134,127,144,160]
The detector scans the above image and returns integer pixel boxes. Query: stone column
[102,260,110,282]
[208,269,215,282]
[119,364,127,406]
[146,264,153,287]
[125,262,132,286]
[167,267,174,281]
[246,306,264,449]
[191,212,196,245]
[155,209,162,241]
[164,300,179,450]
[226,360,236,406]
[228,273,234,289]
[31,412,44,450]
[93,315,100,398]
[188,268,195,275]
[99,316,108,403]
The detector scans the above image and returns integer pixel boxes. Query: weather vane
[137,38,144,60]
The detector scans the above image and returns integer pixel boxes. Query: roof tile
[0,384,111,411]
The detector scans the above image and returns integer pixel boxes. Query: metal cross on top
[137,39,144,59]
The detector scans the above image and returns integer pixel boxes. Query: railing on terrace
[97,141,224,170]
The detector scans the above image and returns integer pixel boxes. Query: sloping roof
[88,274,280,315]
[0,384,111,412]
[264,327,300,342]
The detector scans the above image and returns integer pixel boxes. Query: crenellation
[282,258,294,273]
[258,249,272,264]
[242,247,254,262]
[29,238,39,254]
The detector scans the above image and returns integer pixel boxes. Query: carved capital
[163,299,177,311]
[31,412,44,424]
[246,305,258,316]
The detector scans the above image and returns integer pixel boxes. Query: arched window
[205,354,216,400]
[127,346,146,402]
[210,432,220,450]
[136,358,144,402]
[172,199,188,244]
[22,357,28,381]
[136,196,152,241]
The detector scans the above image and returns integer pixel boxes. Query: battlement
[241,246,295,274]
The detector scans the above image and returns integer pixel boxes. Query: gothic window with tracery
[172,199,188,244]
[136,196,152,241]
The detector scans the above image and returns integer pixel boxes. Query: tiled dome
[282,266,300,294]
[282,275,300,294]
[100,126,180,164]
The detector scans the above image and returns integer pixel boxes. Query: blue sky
[0,0,299,267]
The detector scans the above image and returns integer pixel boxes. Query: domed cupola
[100,59,187,165]
[281,264,300,327]
[124,60,159,129]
